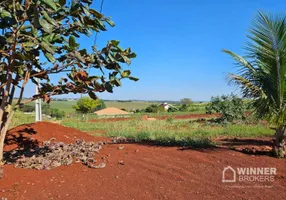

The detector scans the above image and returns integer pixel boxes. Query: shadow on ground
[4,126,44,164]
[111,137,275,157]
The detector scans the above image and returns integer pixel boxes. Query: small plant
[135,132,151,142]
[166,117,174,123]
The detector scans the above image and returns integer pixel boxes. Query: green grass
[61,118,273,148]
[26,100,77,113]
[105,101,153,110]
[9,110,274,148]
[25,100,207,115]
[9,112,36,129]
[9,111,55,129]
[28,100,154,113]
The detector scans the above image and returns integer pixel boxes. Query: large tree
[0,0,138,162]
[223,12,286,157]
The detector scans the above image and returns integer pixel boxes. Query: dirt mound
[94,107,130,115]
[90,117,132,123]
[5,122,107,151]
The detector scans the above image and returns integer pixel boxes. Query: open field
[26,100,207,114]
[62,116,273,147]
[105,101,154,110]
[27,100,170,113]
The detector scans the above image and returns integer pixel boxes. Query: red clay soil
[4,122,109,152]
[158,113,220,120]
[0,122,286,200]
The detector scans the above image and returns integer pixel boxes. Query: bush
[42,104,51,115]
[179,104,188,112]
[135,109,142,113]
[205,94,246,123]
[145,104,161,113]
[167,107,177,112]
[50,108,65,119]
[19,105,35,112]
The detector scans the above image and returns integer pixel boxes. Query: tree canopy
[73,97,106,113]
[224,12,286,157]
[0,0,138,161]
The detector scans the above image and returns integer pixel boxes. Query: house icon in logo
[222,166,236,183]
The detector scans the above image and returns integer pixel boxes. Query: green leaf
[121,70,131,78]
[111,78,121,87]
[105,82,113,93]
[0,10,12,18]
[95,18,106,31]
[129,76,139,81]
[128,52,137,58]
[44,52,56,63]
[82,7,91,17]
[105,18,115,27]
[41,41,55,54]
[40,0,58,11]
[111,40,120,46]
[39,18,54,33]
[69,36,77,50]
[89,9,103,19]
[31,26,38,37]
[23,42,36,48]
[88,91,98,100]
[42,10,58,26]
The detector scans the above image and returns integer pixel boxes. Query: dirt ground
[0,122,285,200]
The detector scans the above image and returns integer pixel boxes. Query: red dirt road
[0,122,285,200]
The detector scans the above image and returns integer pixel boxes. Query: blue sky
[26,0,285,101]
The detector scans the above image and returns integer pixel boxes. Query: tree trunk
[0,161,3,179]
[273,126,286,158]
[0,128,6,162]
[0,109,14,162]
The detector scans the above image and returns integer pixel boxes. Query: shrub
[42,104,52,115]
[145,104,162,113]
[135,109,142,113]
[50,108,65,119]
[205,94,246,123]
[167,107,177,112]
[179,104,188,112]
[19,105,35,113]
